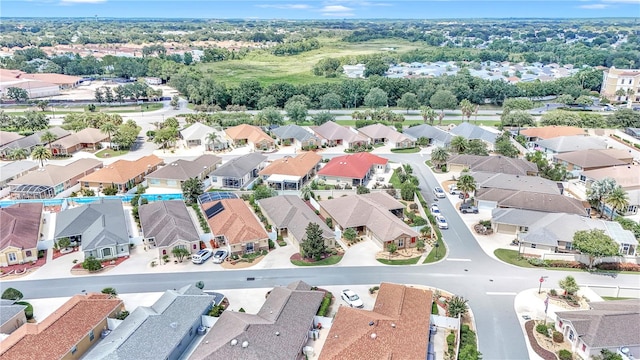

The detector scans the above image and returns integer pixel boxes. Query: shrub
[16,301,33,320]
[549,289,558,296]
[101,287,117,296]
[432,301,439,314]
[278,240,287,246]
[268,239,275,249]
[316,293,332,316]
[1,287,24,301]
[596,262,640,271]
[558,349,573,360]
[536,323,549,336]
[552,331,564,343]
[446,332,456,356]
[209,304,226,317]
[116,310,130,320]
[82,257,102,272]
[238,307,246,313]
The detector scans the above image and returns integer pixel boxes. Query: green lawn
[602,296,636,301]
[388,171,402,188]
[291,255,343,266]
[390,147,421,154]
[493,249,537,268]
[423,237,446,264]
[377,256,420,265]
[95,148,129,158]
[103,103,163,113]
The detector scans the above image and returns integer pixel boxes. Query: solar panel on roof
[205,202,225,219]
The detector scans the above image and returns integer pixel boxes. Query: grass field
[291,255,343,266]
[423,236,445,264]
[377,256,421,265]
[96,148,129,158]
[198,38,419,85]
[390,147,421,153]
[493,249,536,268]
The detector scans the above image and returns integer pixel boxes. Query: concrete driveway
[338,240,382,267]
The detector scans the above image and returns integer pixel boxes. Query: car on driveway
[435,215,448,229]
[212,249,228,264]
[459,202,478,214]
[430,204,441,214]
[191,249,213,264]
[448,184,462,195]
[433,187,446,198]
[341,289,364,308]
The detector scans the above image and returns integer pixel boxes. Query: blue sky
[2,0,639,18]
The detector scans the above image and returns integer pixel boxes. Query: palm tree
[206,132,218,151]
[40,130,57,153]
[605,186,629,219]
[420,225,431,238]
[420,106,437,125]
[100,122,117,149]
[438,111,445,125]
[8,148,28,160]
[31,145,52,168]
[301,185,313,201]
[587,178,617,218]
[614,88,627,104]
[450,136,468,154]
[457,174,476,203]
[446,295,468,318]
[430,147,450,167]
[459,99,474,122]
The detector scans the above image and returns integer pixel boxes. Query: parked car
[212,249,228,264]
[459,202,479,214]
[191,249,213,264]
[430,204,441,214]
[433,187,446,198]
[448,184,462,195]
[341,289,364,308]
[435,215,449,229]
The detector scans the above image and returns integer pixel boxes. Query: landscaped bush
[316,293,332,316]
[446,332,456,355]
[209,304,225,317]
[15,301,33,320]
[459,325,481,360]
[278,240,287,246]
[552,331,564,343]
[268,239,275,249]
[596,262,640,271]
[558,349,573,360]
[432,301,439,314]
[536,323,549,336]
[549,289,558,296]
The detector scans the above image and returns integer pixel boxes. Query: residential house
[54,198,130,261]
[449,122,499,149]
[224,124,275,151]
[520,126,587,148]
[343,64,365,78]
[201,198,268,255]
[15,72,83,89]
[534,135,607,156]
[0,300,27,335]
[258,152,321,190]
[0,127,70,158]
[581,164,640,215]
[0,79,60,99]
[209,153,267,189]
[319,283,433,360]
[555,299,640,360]
[79,155,163,194]
[191,281,324,360]
[320,193,419,249]
[271,124,320,149]
[600,67,640,103]
[472,171,562,195]
[145,154,222,191]
[258,195,336,251]
[0,131,24,147]
[357,123,416,149]
[312,121,368,148]
[9,158,103,199]
[492,208,637,255]
[475,188,589,216]
[82,285,213,360]
[50,128,108,156]
[554,148,633,176]
[138,200,202,261]
[180,122,228,150]
[625,127,640,140]
[0,161,38,188]
[0,203,43,267]
[317,152,389,187]
[446,154,538,175]
[0,293,124,360]
[403,124,453,147]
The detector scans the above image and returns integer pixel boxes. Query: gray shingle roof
[138,200,200,247]
[403,124,452,146]
[190,281,324,360]
[83,285,213,360]
[54,198,129,252]
[211,153,267,178]
[449,122,498,144]
[535,135,607,153]
[472,172,560,194]
[0,127,70,152]
[476,188,588,215]
[180,122,216,141]
[0,161,38,185]
[271,125,318,143]
[145,155,221,182]
[258,195,334,244]
[555,299,640,349]
[447,155,538,175]
[0,302,26,328]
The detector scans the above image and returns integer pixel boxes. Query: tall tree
[587,178,618,218]
[397,92,419,113]
[100,121,117,149]
[320,93,342,112]
[573,229,620,268]
[182,177,204,205]
[94,88,104,104]
[606,186,629,218]
[6,87,29,102]
[429,90,458,112]
[446,296,468,318]
[456,174,476,202]
[459,99,474,122]
[284,101,308,124]
[40,130,57,152]
[364,87,388,109]
[31,145,52,168]
[450,136,469,154]
[256,107,284,126]
[431,147,450,167]
[420,106,437,125]
[301,223,327,261]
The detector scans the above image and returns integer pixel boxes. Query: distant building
[601,67,640,103]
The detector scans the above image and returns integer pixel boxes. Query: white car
[435,215,448,230]
[341,289,364,308]
[212,249,228,264]
[433,187,446,198]
[191,249,213,264]
[449,184,462,195]
[430,204,441,214]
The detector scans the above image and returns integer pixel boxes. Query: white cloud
[321,5,354,12]
[60,0,106,3]
[578,3,610,8]
[256,4,311,9]
[602,0,640,3]
[322,12,355,16]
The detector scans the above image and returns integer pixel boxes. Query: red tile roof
[0,294,123,360]
[0,203,43,251]
[259,151,321,177]
[18,73,82,85]
[202,198,268,245]
[78,155,163,185]
[318,153,388,179]
[520,126,587,139]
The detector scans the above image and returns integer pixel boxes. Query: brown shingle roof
[51,128,108,149]
[520,126,587,140]
[202,198,268,245]
[8,158,103,187]
[224,124,273,145]
[78,155,162,184]
[447,154,538,175]
[319,283,433,360]
[0,202,42,250]
[259,152,321,177]
[18,73,82,85]
[582,164,640,189]
[554,149,632,169]
[0,293,123,360]
[0,131,24,147]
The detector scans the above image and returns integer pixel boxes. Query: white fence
[541,253,640,265]
[430,314,460,330]
[583,285,640,298]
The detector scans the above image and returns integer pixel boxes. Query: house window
[246,242,255,254]
[398,239,404,247]
[212,176,217,182]
[89,330,95,341]
[71,346,77,355]
[8,253,17,262]
[531,244,537,249]
[102,248,112,257]
[519,226,529,232]
[581,344,586,352]
[25,250,32,257]
[568,330,574,340]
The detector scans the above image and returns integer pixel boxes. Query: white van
[191,249,213,264]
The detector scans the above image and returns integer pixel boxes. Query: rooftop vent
[230,339,238,346]
[275,331,280,336]
[242,341,249,348]
[370,333,377,339]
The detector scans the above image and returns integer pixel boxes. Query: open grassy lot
[198,38,419,85]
